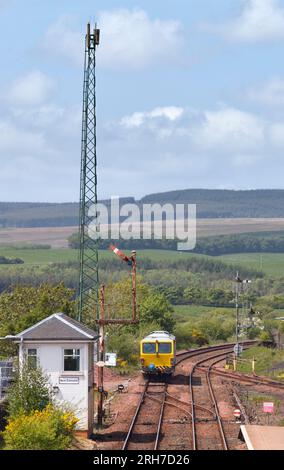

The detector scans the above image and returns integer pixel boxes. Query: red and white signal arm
[263,402,274,413]
[233,409,241,418]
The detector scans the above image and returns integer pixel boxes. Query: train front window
[143,343,156,354]
[158,343,172,354]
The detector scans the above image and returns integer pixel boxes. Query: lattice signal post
[97,246,139,426]
[78,24,100,324]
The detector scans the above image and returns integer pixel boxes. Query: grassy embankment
[1,247,284,277]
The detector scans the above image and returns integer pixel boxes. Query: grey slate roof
[14,313,98,341]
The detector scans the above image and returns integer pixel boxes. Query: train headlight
[149,364,155,370]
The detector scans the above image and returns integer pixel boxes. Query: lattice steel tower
[78,24,100,324]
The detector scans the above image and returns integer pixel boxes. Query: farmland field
[2,218,284,248]
[0,247,205,265]
[217,253,284,277]
[1,247,284,277]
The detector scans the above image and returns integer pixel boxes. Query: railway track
[210,365,284,389]
[121,340,284,451]
[122,342,255,450]
[122,379,168,450]
[189,350,230,450]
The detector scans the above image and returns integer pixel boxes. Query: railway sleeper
[195,418,218,423]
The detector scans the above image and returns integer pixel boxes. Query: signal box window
[64,349,80,372]
[142,343,156,354]
[27,349,38,369]
[158,343,172,354]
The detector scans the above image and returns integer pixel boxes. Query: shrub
[174,322,208,349]
[2,404,78,450]
[107,333,139,365]
[7,364,52,418]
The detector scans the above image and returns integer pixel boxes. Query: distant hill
[1,189,284,228]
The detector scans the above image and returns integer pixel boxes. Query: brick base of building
[75,430,90,439]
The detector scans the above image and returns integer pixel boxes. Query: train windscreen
[158,342,172,353]
[142,343,156,354]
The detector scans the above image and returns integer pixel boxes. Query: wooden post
[233,356,237,372]
[131,251,137,322]
[97,285,105,427]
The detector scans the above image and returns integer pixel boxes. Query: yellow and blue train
[140,331,176,376]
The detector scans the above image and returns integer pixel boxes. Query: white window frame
[62,347,82,373]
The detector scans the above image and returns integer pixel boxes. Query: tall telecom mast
[78,24,100,324]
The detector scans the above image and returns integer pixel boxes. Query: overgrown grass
[173,304,234,322]
[237,346,284,378]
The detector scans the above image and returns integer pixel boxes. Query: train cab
[140,331,176,376]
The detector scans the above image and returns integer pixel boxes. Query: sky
[1,0,284,201]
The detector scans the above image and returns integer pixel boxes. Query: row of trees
[68,231,284,256]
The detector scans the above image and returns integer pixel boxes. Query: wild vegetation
[2,365,78,450]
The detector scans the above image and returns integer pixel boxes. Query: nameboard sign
[59,376,79,384]
[263,402,274,413]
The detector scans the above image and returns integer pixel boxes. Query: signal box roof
[5,313,99,342]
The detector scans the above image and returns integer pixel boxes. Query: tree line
[3,189,284,227]
[68,231,284,256]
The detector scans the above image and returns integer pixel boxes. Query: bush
[107,333,138,365]
[174,322,208,349]
[7,364,52,418]
[2,405,78,450]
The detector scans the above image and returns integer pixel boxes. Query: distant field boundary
[1,219,284,248]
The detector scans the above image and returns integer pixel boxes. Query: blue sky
[1,0,284,201]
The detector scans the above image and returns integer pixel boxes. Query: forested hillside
[1,189,284,228]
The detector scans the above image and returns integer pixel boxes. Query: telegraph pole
[78,24,100,325]
[235,272,252,356]
[235,272,242,354]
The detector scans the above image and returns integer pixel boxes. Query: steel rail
[154,383,167,450]
[176,340,257,365]
[122,379,149,450]
[123,342,257,451]
[189,347,239,450]
[122,380,167,451]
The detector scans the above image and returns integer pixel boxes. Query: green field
[173,304,234,322]
[1,247,284,277]
[0,248,205,266]
[218,253,284,277]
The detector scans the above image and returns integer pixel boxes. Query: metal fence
[0,361,13,400]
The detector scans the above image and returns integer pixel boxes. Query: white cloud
[204,0,284,42]
[120,106,184,128]
[247,78,284,106]
[41,16,82,66]
[42,9,184,69]
[97,9,184,69]
[6,71,56,107]
[98,103,284,195]
[0,71,82,201]
[192,108,264,151]
[0,120,45,155]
